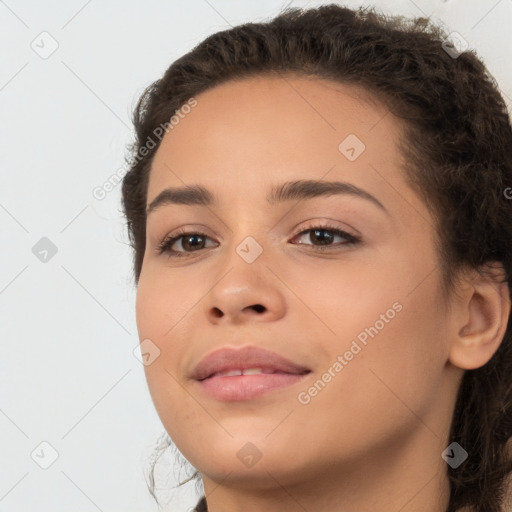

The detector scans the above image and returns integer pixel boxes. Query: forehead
[147,74,417,217]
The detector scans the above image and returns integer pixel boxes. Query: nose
[210,301,267,320]
[202,260,287,326]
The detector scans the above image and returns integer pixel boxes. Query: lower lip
[197,373,308,401]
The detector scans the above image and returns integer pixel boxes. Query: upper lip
[192,345,311,381]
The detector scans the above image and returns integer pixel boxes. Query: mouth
[201,367,308,379]
[197,370,311,401]
[192,346,312,401]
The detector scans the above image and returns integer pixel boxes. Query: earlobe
[448,263,511,371]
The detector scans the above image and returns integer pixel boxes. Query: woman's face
[136,75,458,496]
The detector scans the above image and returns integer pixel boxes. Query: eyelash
[156,223,361,258]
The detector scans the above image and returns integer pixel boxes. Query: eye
[156,223,361,258]
[289,223,360,250]
[156,229,217,257]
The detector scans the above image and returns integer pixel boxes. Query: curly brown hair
[121,4,512,511]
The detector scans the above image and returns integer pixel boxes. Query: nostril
[251,304,265,313]
[211,307,223,318]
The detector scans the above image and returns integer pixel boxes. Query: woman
[122,4,512,511]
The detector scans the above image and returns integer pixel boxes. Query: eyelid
[290,222,360,246]
[156,220,361,258]
[155,227,216,256]
[289,217,361,239]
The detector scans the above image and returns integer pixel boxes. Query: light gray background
[1,0,511,511]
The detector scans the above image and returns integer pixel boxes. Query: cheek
[291,302,445,464]
[297,261,447,431]
[135,266,199,340]
[135,274,186,409]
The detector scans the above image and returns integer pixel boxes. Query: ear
[448,262,511,370]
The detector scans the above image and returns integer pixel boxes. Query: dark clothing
[194,496,207,511]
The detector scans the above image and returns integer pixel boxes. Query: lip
[191,345,311,401]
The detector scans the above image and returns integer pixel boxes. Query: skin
[135,74,510,512]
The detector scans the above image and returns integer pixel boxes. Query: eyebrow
[146,179,389,216]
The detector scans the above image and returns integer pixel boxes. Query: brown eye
[291,225,360,248]
[157,231,217,257]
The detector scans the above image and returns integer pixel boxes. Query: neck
[200,424,452,512]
